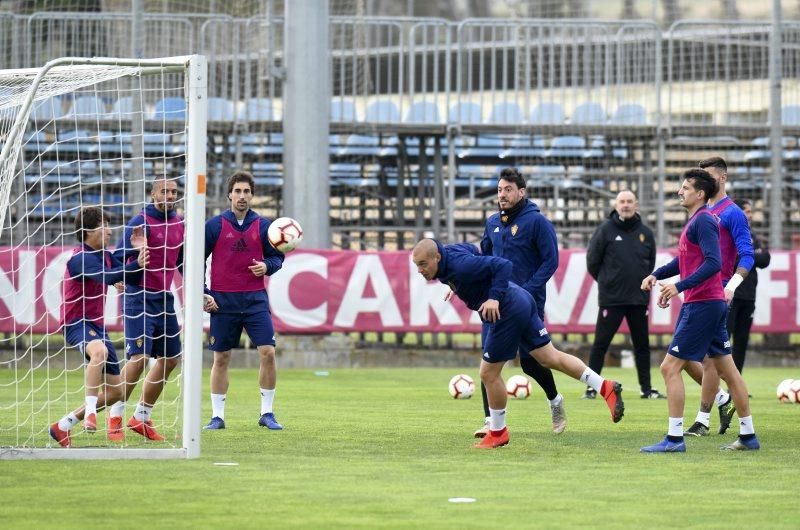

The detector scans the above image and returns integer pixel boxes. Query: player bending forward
[412,239,624,449]
[50,207,148,447]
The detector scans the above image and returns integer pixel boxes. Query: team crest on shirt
[511,224,519,236]
[88,329,97,337]
[639,233,645,243]
[136,338,144,348]
[501,215,508,223]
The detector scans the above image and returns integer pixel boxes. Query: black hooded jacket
[587,210,656,307]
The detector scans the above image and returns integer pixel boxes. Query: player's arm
[458,252,512,301]
[260,219,285,276]
[674,214,721,292]
[69,251,145,286]
[202,217,222,295]
[722,211,755,299]
[585,222,606,280]
[118,215,146,261]
[523,217,559,293]
[479,224,492,256]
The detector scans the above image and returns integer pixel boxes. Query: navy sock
[740,433,756,441]
[667,435,684,443]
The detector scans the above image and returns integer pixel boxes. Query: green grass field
[2,366,799,529]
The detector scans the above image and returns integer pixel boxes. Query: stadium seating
[66,95,108,118]
[238,98,274,122]
[571,102,606,124]
[207,98,236,121]
[331,99,357,122]
[404,101,442,124]
[488,102,523,124]
[448,102,482,124]
[365,100,401,123]
[151,97,186,121]
[30,97,66,122]
[530,103,565,125]
[782,105,800,126]
[610,103,648,125]
[500,135,546,160]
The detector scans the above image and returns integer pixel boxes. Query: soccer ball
[268,217,303,252]
[506,375,531,399]
[789,380,800,404]
[448,374,475,399]
[777,379,795,403]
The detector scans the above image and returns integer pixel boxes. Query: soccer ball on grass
[448,374,475,399]
[506,374,532,399]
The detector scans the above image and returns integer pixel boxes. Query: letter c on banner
[268,253,328,328]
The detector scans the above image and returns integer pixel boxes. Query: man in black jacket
[729,199,770,373]
[585,190,664,399]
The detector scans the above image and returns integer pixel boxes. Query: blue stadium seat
[66,95,108,118]
[782,105,800,126]
[527,165,566,186]
[337,135,397,157]
[30,97,66,122]
[365,100,401,123]
[546,136,586,160]
[530,103,565,125]
[331,99,357,122]
[572,102,606,124]
[448,102,482,124]
[238,98,274,122]
[500,135,546,159]
[457,136,505,158]
[23,131,52,154]
[55,129,99,154]
[404,101,442,124]
[743,136,795,163]
[610,103,648,125]
[207,98,236,121]
[110,96,133,115]
[488,102,523,124]
[229,133,283,156]
[151,97,186,121]
[456,164,497,190]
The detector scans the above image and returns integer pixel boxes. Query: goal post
[0,55,206,459]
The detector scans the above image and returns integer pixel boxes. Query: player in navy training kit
[641,169,759,452]
[412,239,624,449]
[49,207,148,447]
[202,171,285,431]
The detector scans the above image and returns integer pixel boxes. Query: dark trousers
[588,305,652,393]
[481,349,559,416]
[727,298,755,373]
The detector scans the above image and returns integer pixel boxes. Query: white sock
[549,394,563,406]
[211,393,226,420]
[668,417,684,438]
[133,403,153,422]
[695,411,711,427]
[739,415,755,435]
[580,368,603,393]
[85,396,98,416]
[109,401,125,418]
[260,388,275,415]
[58,413,80,432]
[488,407,506,431]
[715,390,730,407]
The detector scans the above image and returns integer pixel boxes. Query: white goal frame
[0,55,207,460]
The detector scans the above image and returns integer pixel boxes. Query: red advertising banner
[0,247,798,334]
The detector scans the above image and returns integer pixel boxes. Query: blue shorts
[481,285,551,364]
[63,320,121,376]
[209,311,276,351]
[124,290,182,359]
[667,300,731,362]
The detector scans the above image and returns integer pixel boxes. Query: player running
[202,171,285,431]
[49,207,148,447]
[412,239,624,449]
[640,169,759,452]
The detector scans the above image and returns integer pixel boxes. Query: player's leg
[683,360,703,385]
[204,312,242,430]
[82,339,108,432]
[475,323,491,438]
[110,293,148,432]
[243,310,283,430]
[475,358,510,449]
[729,299,754,374]
[529,342,624,423]
[585,306,625,398]
[520,352,566,434]
[692,354,735,435]
[626,305,663,398]
[640,353,688,452]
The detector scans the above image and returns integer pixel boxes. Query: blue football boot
[640,436,686,453]
[721,435,760,451]
[258,412,283,430]
[203,416,226,430]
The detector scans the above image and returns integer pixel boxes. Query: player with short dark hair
[412,239,624,450]
[202,171,285,431]
[471,167,566,436]
[49,207,148,447]
[640,169,759,452]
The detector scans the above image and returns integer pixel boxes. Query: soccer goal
[0,56,207,459]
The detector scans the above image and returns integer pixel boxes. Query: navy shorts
[64,320,121,376]
[124,290,182,359]
[667,300,731,362]
[209,311,276,351]
[481,285,551,364]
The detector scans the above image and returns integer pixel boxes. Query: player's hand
[658,282,678,308]
[724,288,734,304]
[114,281,125,293]
[479,299,500,323]
[444,289,454,302]
[248,259,267,277]
[130,226,147,250]
[136,247,149,268]
[203,294,218,312]
[641,275,657,291]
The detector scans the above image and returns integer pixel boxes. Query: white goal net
[0,56,207,459]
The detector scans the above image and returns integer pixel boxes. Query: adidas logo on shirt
[493,227,500,233]
[671,345,679,353]
[232,238,248,252]
[615,235,623,241]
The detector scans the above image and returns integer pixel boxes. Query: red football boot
[107,416,124,442]
[127,417,165,441]
[474,427,509,449]
[600,380,625,423]
[84,412,97,433]
[49,422,72,448]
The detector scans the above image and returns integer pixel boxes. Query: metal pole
[130,0,145,209]
[656,131,666,248]
[283,0,331,248]
[446,126,456,242]
[181,54,208,460]
[769,0,783,250]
